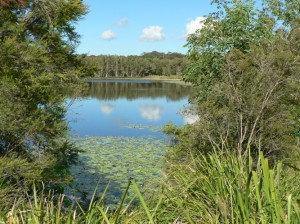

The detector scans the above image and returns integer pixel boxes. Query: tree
[86,52,188,78]
[184,0,275,101]
[0,0,90,210]
[180,0,299,158]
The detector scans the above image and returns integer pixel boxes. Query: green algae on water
[122,124,163,132]
[69,135,167,205]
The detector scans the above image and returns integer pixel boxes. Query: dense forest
[86,51,190,78]
[0,0,300,223]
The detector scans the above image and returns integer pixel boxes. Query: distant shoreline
[87,75,180,80]
[86,76,190,85]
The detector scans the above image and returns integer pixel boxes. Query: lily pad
[67,135,167,205]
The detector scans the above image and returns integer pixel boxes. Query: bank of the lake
[86,75,188,85]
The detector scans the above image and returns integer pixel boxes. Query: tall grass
[0,180,161,224]
[161,150,300,223]
[1,150,299,223]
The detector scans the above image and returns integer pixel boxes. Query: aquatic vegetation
[122,123,163,132]
[68,135,167,205]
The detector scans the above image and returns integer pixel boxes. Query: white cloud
[185,16,206,38]
[139,105,163,121]
[140,26,165,41]
[183,114,199,124]
[100,104,115,115]
[101,30,116,40]
[115,18,128,27]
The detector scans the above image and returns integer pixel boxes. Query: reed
[1,150,299,223]
[160,149,300,223]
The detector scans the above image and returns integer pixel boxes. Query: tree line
[86,51,190,78]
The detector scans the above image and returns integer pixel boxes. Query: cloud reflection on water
[139,105,163,121]
[100,104,115,115]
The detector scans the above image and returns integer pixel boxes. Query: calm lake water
[66,79,193,204]
[67,79,193,137]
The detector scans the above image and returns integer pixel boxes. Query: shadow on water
[67,155,127,208]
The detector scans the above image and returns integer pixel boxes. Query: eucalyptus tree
[182,0,300,158]
[87,52,188,78]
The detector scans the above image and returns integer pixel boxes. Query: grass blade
[96,206,111,224]
[132,181,154,224]
[115,179,131,223]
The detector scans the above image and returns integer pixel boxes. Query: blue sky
[75,0,217,56]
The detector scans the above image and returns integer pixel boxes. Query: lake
[66,79,192,204]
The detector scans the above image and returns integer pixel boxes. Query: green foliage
[1,0,299,222]
[161,149,300,223]
[263,0,300,26]
[0,181,161,224]
[0,0,92,210]
[162,122,192,159]
[158,1,300,222]
[184,0,275,101]
[190,35,299,157]
[183,0,300,157]
[1,151,299,223]
[86,52,190,78]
